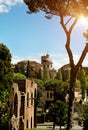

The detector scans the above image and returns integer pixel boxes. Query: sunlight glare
[78,16,88,26]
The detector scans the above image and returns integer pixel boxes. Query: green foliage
[79,69,87,100]
[49,100,68,128]
[79,69,86,87]
[34,79,45,108]
[85,75,88,90]
[0,44,13,92]
[45,79,69,128]
[45,79,69,101]
[57,69,62,80]
[13,72,26,79]
[75,79,81,88]
[0,90,9,123]
[45,79,62,90]
[0,44,13,129]
[65,69,70,81]
[74,103,83,121]
[43,66,50,81]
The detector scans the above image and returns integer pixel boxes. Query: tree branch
[60,15,68,34]
[65,17,73,26]
[65,36,74,68]
[60,15,74,68]
[69,18,78,33]
[74,43,88,75]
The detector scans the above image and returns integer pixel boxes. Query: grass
[25,128,47,130]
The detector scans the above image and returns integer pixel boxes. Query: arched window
[31,117,32,128]
[27,92,29,107]
[50,91,53,98]
[14,93,18,117]
[31,93,33,105]
[47,91,49,98]
[34,88,37,99]
[26,120,28,128]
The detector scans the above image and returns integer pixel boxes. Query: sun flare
[78,16,88,26]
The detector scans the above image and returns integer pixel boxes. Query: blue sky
[1,0,88,70]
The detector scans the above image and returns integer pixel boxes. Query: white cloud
[51,53,88,69]
[0,0,23,13]
[51,53,69,69]
[11,55,41,65]
[11,56,25,64]
[0,4,9,13]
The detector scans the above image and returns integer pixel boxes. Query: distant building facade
[11,79,37,130]
[13,60,42,79]
[12,53,57,79]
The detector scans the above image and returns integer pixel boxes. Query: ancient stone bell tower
[41,53,53,70]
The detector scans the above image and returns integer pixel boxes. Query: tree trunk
[60,125,61,130]
[53,121,55,130]
[60,15,88,130]
[66,72,75,130]
[66,43,88,130]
